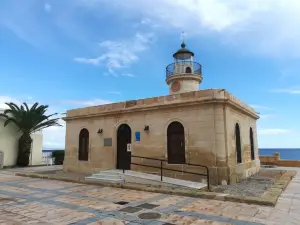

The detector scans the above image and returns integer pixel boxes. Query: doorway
[167,121,185,164]
[117,124,132,170]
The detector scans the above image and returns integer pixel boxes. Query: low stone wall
[260,153,300,167]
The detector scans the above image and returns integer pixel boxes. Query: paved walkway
[0,165,62,175]
[264,167,300,225]
[0,167,298,224]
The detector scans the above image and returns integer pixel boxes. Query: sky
[0,0,300,149]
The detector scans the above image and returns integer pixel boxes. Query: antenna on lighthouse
[181,31,186,47]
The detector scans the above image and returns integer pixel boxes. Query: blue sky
[1,0,300,148]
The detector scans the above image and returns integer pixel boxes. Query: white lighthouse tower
[166,40,203,94]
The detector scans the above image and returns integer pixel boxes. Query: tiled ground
[0,167,299,225]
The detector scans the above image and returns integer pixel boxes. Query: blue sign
[135,132,140,141]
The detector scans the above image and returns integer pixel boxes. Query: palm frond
[30,118,62,133]
[1,101,62,135]
[0,113,9,119]
[23,102,30,112]
[4,118,19,127]
[46,113,59,118]
[30,102,39,111]
[7,102,21,111]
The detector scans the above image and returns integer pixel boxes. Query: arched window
[185,67,192,73]
[235,123,242,164]
[167,121,185,164]
[78,128,89,161]
[250,127,255,160]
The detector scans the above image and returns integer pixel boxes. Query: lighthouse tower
[166,41,203,94]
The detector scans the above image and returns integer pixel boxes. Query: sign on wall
[127,144,131,152]
[104,138,112,146]
[135,132,140,141]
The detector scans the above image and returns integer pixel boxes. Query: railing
[166,61,202,79]
[123,155,210,190]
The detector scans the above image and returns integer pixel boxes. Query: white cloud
[44,3,52,13]
[3,0,300,58]
[74,32,154,76]
[259,114,277,119]
[271,88,300,94]
[63,99,112,107]
[250,104,273,110]
[141,18,152,26]
[0,96,22,109]
[42,118,65,149]
[77,0,300,58]
[121,73,136,77]
[258,129,293,135]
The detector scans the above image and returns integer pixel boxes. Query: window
[250,127,255,160]
[185,67,192,73]
[78,128,89,161]
[235,123,242,164]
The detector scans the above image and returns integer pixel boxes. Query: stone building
[63,42,260,185]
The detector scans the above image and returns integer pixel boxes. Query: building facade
[63,42,260,185]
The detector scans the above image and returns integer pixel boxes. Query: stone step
[96,170,124,175]
[124,170,207,189]
[91,173,123,179]
[85,176,124,184]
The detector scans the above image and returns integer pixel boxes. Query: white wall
[0,109,44,167]
[30,131,43,165]
[0,117,20,167]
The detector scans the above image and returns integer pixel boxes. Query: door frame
[166,119,187,164]
[116,123,132,170]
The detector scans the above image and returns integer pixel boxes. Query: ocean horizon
[259,148,300,160]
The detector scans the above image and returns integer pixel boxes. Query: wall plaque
[104,138,112,146]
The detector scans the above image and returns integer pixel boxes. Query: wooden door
[167,122,185,164]
[117,124,131,170]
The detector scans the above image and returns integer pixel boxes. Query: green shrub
[51,150,65,165]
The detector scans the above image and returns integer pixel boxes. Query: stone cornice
[63,92,259,121]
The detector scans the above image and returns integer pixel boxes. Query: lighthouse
[166,41,203,94]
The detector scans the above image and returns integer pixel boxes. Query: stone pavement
[0,167,298,225]
[0,165,62,175]
[263,167,300,225]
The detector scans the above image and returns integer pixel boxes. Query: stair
[85,170,125,184]
[85,169,207,189]
[124,170,207,189]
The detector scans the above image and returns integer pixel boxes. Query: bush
[51,150,65,165]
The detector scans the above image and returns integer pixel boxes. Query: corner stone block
[208,167,218,185]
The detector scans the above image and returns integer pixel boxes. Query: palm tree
[0,102,62,167]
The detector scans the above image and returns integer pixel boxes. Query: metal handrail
[123,155,210,190]
[166,61,202,79]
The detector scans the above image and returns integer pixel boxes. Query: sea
[259,148,300,160]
